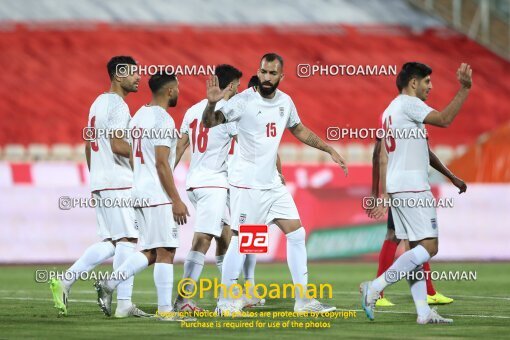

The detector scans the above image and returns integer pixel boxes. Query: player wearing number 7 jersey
[202,53,348,315]
[361,62,472,324]
[172,64,242,312]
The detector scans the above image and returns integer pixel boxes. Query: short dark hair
[260,53,284,69]
[247,75,259,88]
[107,55,137,80]
[148,72,177,94]
[396,62,432,92]
[215,64,243,90]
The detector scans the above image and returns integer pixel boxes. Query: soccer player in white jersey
[94,72,194,322]
[202,53,348,315]
[50,56,148,318]
[361,62,472,324]
[173,64,242,312]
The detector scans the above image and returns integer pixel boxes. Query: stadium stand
[0,0,508,165]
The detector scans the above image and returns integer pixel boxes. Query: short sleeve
[180,109,191,135]
[286,99,301,128]
[154,113,174,148]
[220,94,246,123]
[108,100,130,130]
[402,97,434,123]
[226,122,238,137]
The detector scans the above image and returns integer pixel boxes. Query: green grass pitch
[0,262,508,339]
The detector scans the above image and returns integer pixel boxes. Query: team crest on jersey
[279,107,284,117]
[431,218,437,229]
[134,219,139,230]
[239,213,247,224]
[172,227,178,239]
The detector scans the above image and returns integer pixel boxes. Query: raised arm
[428,146,467,193]
[202,75,230,128]
[289,123,348,176]
[155,145,190,225]
[423,63,472,128]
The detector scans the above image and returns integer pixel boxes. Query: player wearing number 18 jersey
[361,62,472,324]
[173,64,242,312]
[203,53,348,315]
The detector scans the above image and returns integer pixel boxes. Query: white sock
[372,245,431,292]
[286,227,308,303]
[114,242,136,306]
[181,251,205,298]
[63,241,115,289]
[215,255,225,275]
[154,263,173,313]
[107,252,148,291]
[408,266,431,318]
[219,235,245,303]
[243,254,257,293]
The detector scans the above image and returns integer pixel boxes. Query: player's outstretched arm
[428,146,467,194]
[289,123,348,176]
[202,75,229,128]
[423,63,472,128]
[85,141,91,171]
[155,145,190,225]
[174,134,190,169]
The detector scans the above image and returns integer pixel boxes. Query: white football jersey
[220,87,301,189]
[381,94,434,193]
[130,105,177,206]
[181,99,237,189]
[88,93,133,192]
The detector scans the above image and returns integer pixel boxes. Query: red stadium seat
[1,24,508,147]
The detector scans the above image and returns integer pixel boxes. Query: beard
[122,82,139,93]
[168,96,178,107]
[259,80,279,96]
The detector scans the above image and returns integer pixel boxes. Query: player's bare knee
[191,234,212,253]
[155,247,176,263]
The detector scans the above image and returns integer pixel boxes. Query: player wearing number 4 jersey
[361,62,472,324]
[50,56,148,318]
[202,53,348,315]
[94,72,194,322]
[172,64,243,312]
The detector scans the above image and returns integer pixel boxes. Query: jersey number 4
[132,126,145,164]
[190,118,209,153]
